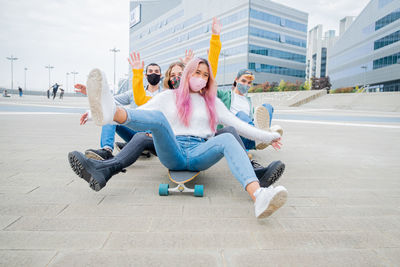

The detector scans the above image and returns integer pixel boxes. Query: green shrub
[331,87,356,94]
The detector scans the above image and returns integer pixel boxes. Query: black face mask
[168,76,181,89]
[147,73,161,86]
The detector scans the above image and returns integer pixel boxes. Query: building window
[374,30,400,50]
[249,27,306,48]
[249,44,306,63]
[320,48,327,77]
[249,8,307,32]
[248,62,306,78]
[375,8,400,31]
[373,52,400,69]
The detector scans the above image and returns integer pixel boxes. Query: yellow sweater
[132,34,222,106]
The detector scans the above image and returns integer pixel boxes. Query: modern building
[128,0,308,91]
[339,16,355,36]
[329,0,400,91]
[306,24,338,81]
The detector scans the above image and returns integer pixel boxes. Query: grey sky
[0,0,370,92]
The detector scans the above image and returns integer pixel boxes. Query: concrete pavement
[0,95,400,266]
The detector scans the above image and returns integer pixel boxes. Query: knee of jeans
[236,111,251,122]
[262,103,274,113]
[216,133,238,147]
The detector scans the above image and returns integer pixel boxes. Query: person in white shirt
[68,55,288,219]
[218,69,283,151]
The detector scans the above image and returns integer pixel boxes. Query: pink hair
[175,57,217,132]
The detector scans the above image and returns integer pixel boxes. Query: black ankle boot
[68,151,125,191]
[256,160,285,188]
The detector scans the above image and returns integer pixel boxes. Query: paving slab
[1,95,400,266]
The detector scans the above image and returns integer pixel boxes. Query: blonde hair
[163,61,185,89]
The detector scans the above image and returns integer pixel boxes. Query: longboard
[159,170,203,197]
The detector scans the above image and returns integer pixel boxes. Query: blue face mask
[237,83,250,94]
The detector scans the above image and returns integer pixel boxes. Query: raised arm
[128,52,152,106]
[208,17,222,79]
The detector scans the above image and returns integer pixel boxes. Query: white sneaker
[254,186,288,219]
[86,68,116,126]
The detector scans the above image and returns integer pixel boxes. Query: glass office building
[329,0,400,91]
[128,0,308,91]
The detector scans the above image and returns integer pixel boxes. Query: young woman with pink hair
[68,55,288,219]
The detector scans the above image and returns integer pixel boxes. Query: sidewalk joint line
[56,204,70,216]
[45,251,59,267]
[101,232,113,249]
[26,186,40,194]
[3,216,22,230]
[97,196,106,205]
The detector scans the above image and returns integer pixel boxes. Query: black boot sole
[68,152,105,192]
[260,161,286,188]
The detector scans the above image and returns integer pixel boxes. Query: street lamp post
[45,65,54,90]
[110,47,120,94]
[24,67,28,91]
[361,65,367,91]
[6,55,18,90]
[221,51,229,90]
[66,72,70,94]
[71,71,78,90]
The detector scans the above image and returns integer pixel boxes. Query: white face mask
[189,77,207,92]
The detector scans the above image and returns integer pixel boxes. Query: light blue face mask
[237,83,250,94]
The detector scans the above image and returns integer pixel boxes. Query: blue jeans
[100,124,138,150]
[236,103,274,150]
[123,109,258,189]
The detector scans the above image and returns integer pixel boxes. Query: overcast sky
[0,0,370,92]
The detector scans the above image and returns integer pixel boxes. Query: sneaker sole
[68,152,92,183]
[254,106,270,130]
[260,163,285,188]
[87,69,104,126]
[258,187,288,219]
[68,152,104,192]
[84,150,106,161]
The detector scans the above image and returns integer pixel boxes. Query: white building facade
[128,0,308,91]
[329,0,400,91]
[306,25,338,81]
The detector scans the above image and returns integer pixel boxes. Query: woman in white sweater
[68,55,288,219]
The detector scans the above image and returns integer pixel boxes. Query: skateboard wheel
[194,185,204,197]
[159,184,169,196]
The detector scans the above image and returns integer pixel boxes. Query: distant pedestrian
[51,83,60,100]
[59,88,64,99]
[18,86,23,97]
[2,89,10,97]
[47,89,50,99]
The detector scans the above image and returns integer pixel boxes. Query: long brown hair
[163,61,185,89]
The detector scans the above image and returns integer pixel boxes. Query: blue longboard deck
[168,170,200,184]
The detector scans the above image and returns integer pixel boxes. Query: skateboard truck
[159,170,204,197]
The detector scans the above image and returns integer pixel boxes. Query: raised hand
[179,49,194,65]
[74,84,87,95]
[128,52,144,70]
[271,137,283,151]
[211,17,222,35]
